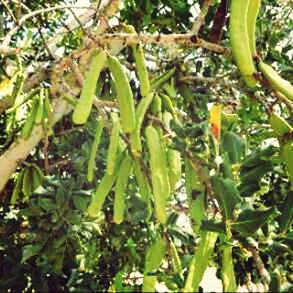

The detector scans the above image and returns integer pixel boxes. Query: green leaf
[232,207,280,236]
[278,191,293,234]
[240,161,273,184]
[73,195,88,211]
[212,177,241,220]
[241,145,277,168]
[22,167,33,199]
[144,236,167,274]
[10,170,24,204]
[200,220,226,233]
[221,131,246,163]
[114,271,125,292]
[38,198,55,210]
[21,244,42,263]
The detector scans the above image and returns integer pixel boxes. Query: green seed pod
[161,93,176,114]
[185,158,205,232]
[169,238,183,276]
[162,111,173,130]
[87,118,104,182]
[150,67,176,90]
[259,61,293,101]
[167,149,182,192]
[107,55,136,133]
[162,80,177,99]
[130,92,154,156]
[113,154,133,224]
[150,95,162,116]
[125,25,150,97]
[247,0,261,55]
[21,97,39,139]
[184,231,218,292]
[230,0,257,88]
[221,244,237,292]
[145,125,170,224]
[133,159,151,202]
[72,50,107,124]
[87,153,124,217]
[106,112,120,175]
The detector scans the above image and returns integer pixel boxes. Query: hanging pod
[87,118,105,182]
[124,25,150,97]
[106,112,120,175]
[107,54,136,133]
[145,125,170,224]
[259,61,293,102]
[113,154,133,224]
[229,0,257,88]
[72,50,107,124]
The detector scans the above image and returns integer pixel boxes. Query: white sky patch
[189,2,200,24]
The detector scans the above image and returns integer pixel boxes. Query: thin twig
[147,114,176,138]
[2,4,96,47]
[54,126,84,137]
[68,7,86,33]
[272,89,293,112]
[36,19,54,58]
[0,0,18,24]
[46,158,71,172]
[179,75,234,87]
[93,98,118,109]
[246,245,270,287]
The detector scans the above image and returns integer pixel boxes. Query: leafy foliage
[0,0,292,292]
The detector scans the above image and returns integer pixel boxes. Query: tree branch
[209,0,228,44]
[190,0,212,35]
[0,45,21,55]
[179,75,234,88]
[94,33,229,55]
[246,245,270,288]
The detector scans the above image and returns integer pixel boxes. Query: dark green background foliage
[0,0,292,291]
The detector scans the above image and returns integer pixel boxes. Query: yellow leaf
[209,104,222,140]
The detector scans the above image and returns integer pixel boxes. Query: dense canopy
[0,0,292,292]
